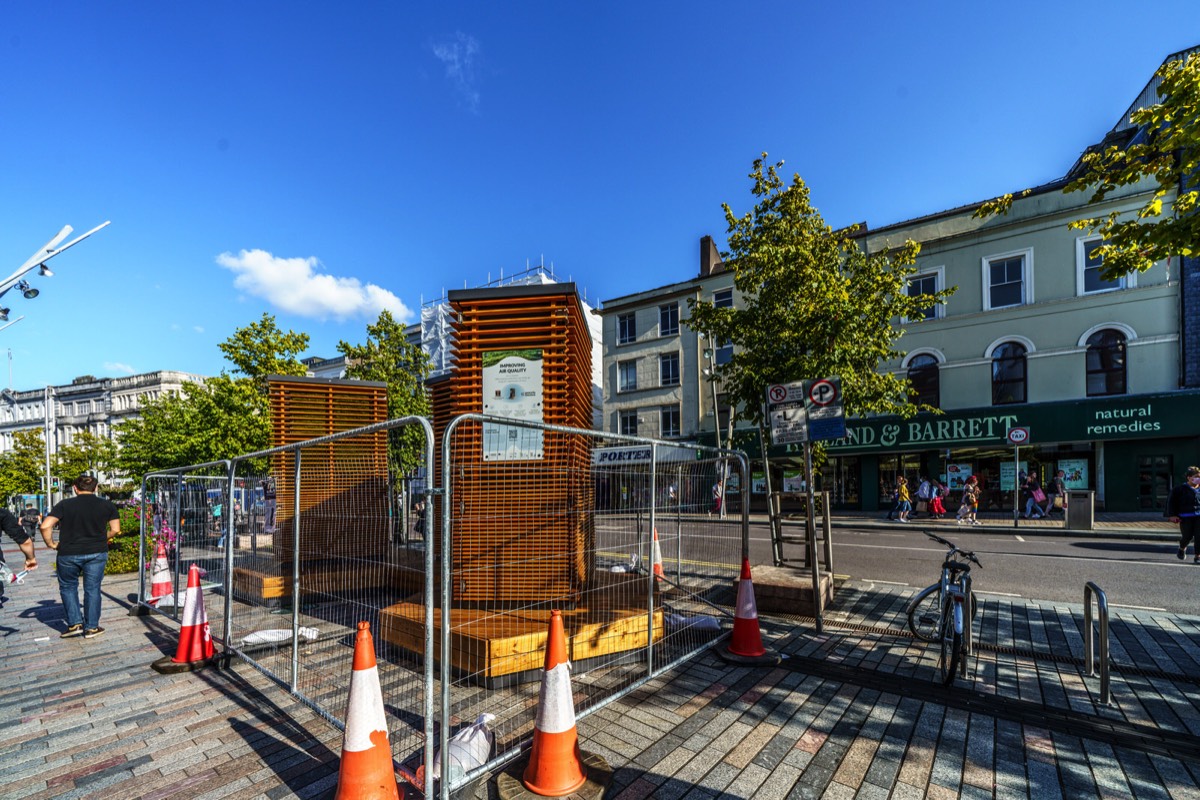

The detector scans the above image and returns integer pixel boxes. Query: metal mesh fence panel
[440,414,749,791]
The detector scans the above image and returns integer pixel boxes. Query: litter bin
[1066,490,1095,530]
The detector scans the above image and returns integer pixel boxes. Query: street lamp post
[701,338,729,519]
[0,221,111,325]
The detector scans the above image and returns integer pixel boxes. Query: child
[928,480,946,519]
[895,477,912,523]
[957,476,981,526]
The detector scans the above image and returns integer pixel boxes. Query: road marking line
[1014,536,1025,542]
[864,579,910,586]
[1109,603,1167,611]
[976,590,1022,598]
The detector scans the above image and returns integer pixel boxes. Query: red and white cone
[151,564,216,673]
[522,610,587,796]
[148,539,171,605]
[335,622,400,800]
[726,558,767,659]
[651,528,664,583]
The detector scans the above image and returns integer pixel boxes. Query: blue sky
[2,3,1198,389]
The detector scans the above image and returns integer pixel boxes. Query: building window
[710,288,734,365]
[1077,238,1130,295]
[659,352,680,386]
[983,250,1031,310]
[908,271,941,321]
[659,303,679,337]
[1086,329,1127,396]
[661,405,681,438]
[908,354,940,407]
[618,360,638,393]
[991,342,1027,405]
[619,409,639,436]
[618,313,636,345]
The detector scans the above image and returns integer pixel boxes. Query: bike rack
[1084,581,1110,705]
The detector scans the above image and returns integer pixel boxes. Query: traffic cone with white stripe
[148,539,171,605]
[151,564,216,673]
[719,558,778,665]
[334,622,400,800]
[651,528,664,583]
[522,610,587,796]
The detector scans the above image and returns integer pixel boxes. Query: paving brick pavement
[2,539,1199,799]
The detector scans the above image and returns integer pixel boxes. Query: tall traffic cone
[334,622,400,800]
[650,528,664,583]
[148,539,171,605]
[522,610,587,796]
[720,558,776,665]
[151,564,216,674]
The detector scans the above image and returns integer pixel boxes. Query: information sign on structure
[804,376,846,441]
[767,381,807,445]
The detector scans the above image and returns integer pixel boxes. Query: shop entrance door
[1137,455,1172,511]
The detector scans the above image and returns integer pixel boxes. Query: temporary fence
[438,414,749,794]
[138,414,749,799]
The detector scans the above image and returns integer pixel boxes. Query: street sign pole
[1014,444,1020,529]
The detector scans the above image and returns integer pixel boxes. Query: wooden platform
[378,571,664,682]
[231,555,425,604]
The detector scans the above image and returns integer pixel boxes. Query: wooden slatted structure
[430,284,595,605]
[267,375,390,563]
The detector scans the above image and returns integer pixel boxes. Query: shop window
[1138,455,1172,511]
[1085,329,1127,396]
[992,342,1027,405]
[908,354,940,407]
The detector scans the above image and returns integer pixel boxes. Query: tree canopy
[218,312,310,383]
[54,430,118,484]
[338,310,433,474]
[976,52,1200,280]
[687,155,953,431]
[0,428,46,498]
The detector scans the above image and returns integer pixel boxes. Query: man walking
[1167,466,1200,563]
[1,506,37,602]
[40,475,120,638]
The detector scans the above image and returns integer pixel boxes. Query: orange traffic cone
[522,610,587,796]
[151,564,216,674]
[727,558,766,658]
[651,528,664,582]
[149,539,171,605]
[334,622,400,800]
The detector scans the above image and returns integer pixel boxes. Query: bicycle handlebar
[924,530,982,567]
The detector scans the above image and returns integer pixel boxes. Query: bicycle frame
[905,532,979,681]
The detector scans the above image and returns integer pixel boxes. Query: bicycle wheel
[938,600,963,686]
[907,585,941,642]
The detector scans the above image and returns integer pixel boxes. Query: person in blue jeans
[39,474,120,639]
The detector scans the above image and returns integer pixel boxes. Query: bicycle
[904,531,981,685]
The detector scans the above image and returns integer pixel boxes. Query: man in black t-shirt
[40,475,120,639]
[0,506,37,602]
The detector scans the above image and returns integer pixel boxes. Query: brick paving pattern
[2,516,1198,799]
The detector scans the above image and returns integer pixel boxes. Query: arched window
[907,354,940,408]
[1086,329,1127,396]
[992,342,1027,405]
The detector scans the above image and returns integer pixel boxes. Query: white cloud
[431,32,481,113]
[193,326,205,334]
[215,249,412,323]
[104,362,136,375]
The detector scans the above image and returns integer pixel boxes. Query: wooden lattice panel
[267,376,389,563]
[433,285,595,605]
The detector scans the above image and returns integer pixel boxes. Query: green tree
[976,52,1200,280]
[338,310,433,473]
[115,316,310,477]
[687,155,953,430]
[54,430,118,483]
[0,428,46,498]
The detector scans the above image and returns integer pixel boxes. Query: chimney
[700,236,723,276]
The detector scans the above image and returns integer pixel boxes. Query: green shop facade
[712,390,1200,514]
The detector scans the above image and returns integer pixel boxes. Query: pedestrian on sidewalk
[913,475,932,519]
[957,476,981,525]
[928,479,947,519]
[1022,472,1046,519]
[1167,465,1200,563]
[895,477,912,522]
[39,475,121,639]
[1046,470,1067,517]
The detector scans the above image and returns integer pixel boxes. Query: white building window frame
[906,266,945,322]
[1076,236,1135,296]
[982,247,1034,311]
[659,352,680,387]
[617,359,638,393]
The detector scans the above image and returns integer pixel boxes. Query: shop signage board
[767,381,807,445]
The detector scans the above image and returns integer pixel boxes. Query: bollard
[1084,581,1110,706]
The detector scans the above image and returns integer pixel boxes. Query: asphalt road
[755,523,1200,617]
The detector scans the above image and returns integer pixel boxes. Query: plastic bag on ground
[415,712,496,790]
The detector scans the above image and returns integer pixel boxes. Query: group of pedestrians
[1019,470,1067,519]
[887,475,952,522]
